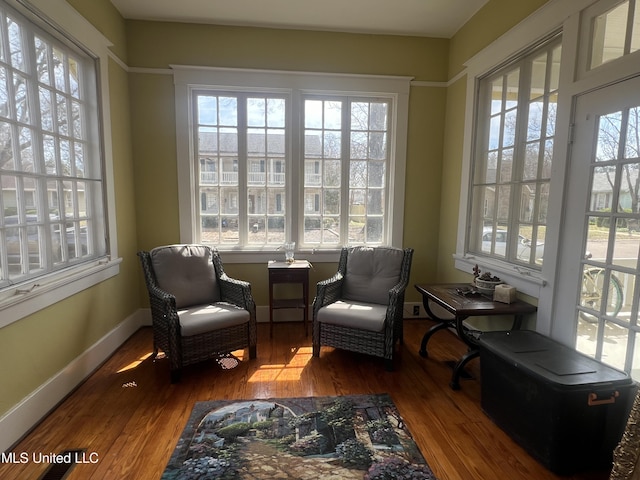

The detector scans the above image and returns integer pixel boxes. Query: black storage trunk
[478,330,637,475]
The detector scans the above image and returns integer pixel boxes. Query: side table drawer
[269,270,305,283]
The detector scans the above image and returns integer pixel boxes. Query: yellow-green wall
[1,0,553,423]
[448,0,550,78]
[127,21,448,306]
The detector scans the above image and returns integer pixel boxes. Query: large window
[303,97,390,246]
[175,67,410,258]
[467,36,561,270]
[0,1,107,290]
[195,92,287,246]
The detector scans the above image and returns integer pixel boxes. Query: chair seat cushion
[178,302,249,337]
[316,300,388,332]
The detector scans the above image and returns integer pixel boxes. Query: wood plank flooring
[0,320,612,480]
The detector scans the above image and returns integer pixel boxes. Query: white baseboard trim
[403,301,427,318]
[0,309,148,453]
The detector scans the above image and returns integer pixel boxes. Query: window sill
[453,253,546,298]
[0,257,121,330]
[217,248,342,264]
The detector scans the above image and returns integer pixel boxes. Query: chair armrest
[219,274,257,349]
[387,279,408,304]
[382,278,410,329]
[385,247,413,322]
[219,274,255,312]
[313,272,344,312]
[144,281,176,311]
[144,283,181,340]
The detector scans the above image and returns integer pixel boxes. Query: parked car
[3,215,88,269]
[4,215,43,268]
[482,228,544,263]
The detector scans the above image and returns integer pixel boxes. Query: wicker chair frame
[138,246,257,382]
[312,246,414,371]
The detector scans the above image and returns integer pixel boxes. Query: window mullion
[529,48,554,252]
[493,74,507,236]
[290,91,300,245]
[237,94,248,245]
[508,58,533,262]
[26,31,54,268]
[341,97,351,244]
[624,0,636,55]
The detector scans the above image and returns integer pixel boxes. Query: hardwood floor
[1,319,612,480]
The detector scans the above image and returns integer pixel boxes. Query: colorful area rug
[161,393,436,479]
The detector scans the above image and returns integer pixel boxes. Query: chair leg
[312,320,320,357]
[249,345,257,359]
[170,369,181,383]
[384,358,394,372]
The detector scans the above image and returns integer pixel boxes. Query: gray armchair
[312,246,413,370]
[138,244,257,382]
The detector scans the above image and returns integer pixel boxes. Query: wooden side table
[415,283,537,390]
[268,260,311,338]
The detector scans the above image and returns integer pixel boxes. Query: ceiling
[109,0,489,38]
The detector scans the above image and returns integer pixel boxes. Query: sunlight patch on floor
[247,346,312,382]
[231,349,246,361]
[117,352,154,373]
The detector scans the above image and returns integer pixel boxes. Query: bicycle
[580,265,624,322]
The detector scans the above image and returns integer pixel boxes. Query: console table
[268,260,311,338]
[415,283,537,390]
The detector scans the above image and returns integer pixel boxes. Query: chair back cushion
[150,244,220,308]
[342,247,404,305]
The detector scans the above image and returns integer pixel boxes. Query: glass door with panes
[555,74,640,378]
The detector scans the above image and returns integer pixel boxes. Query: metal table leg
[418,296,454,357]
[450,348,479,390]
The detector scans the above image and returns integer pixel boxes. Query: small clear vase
[283,242,295,263]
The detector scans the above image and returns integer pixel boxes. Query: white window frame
[454,0,594,300]
[467,34,562,271]
[0,0,120,329]
[173,66,410,263]
[192,90,289,249]
[301,95,393,247]
[577,0,640,78]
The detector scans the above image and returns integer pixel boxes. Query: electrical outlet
[413,305,420,316]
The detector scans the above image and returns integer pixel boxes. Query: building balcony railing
[247,172,285,185]
[201,171,286,185]
[200,172,218,184]
[305,173,321,186]
[200,172,238,184]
